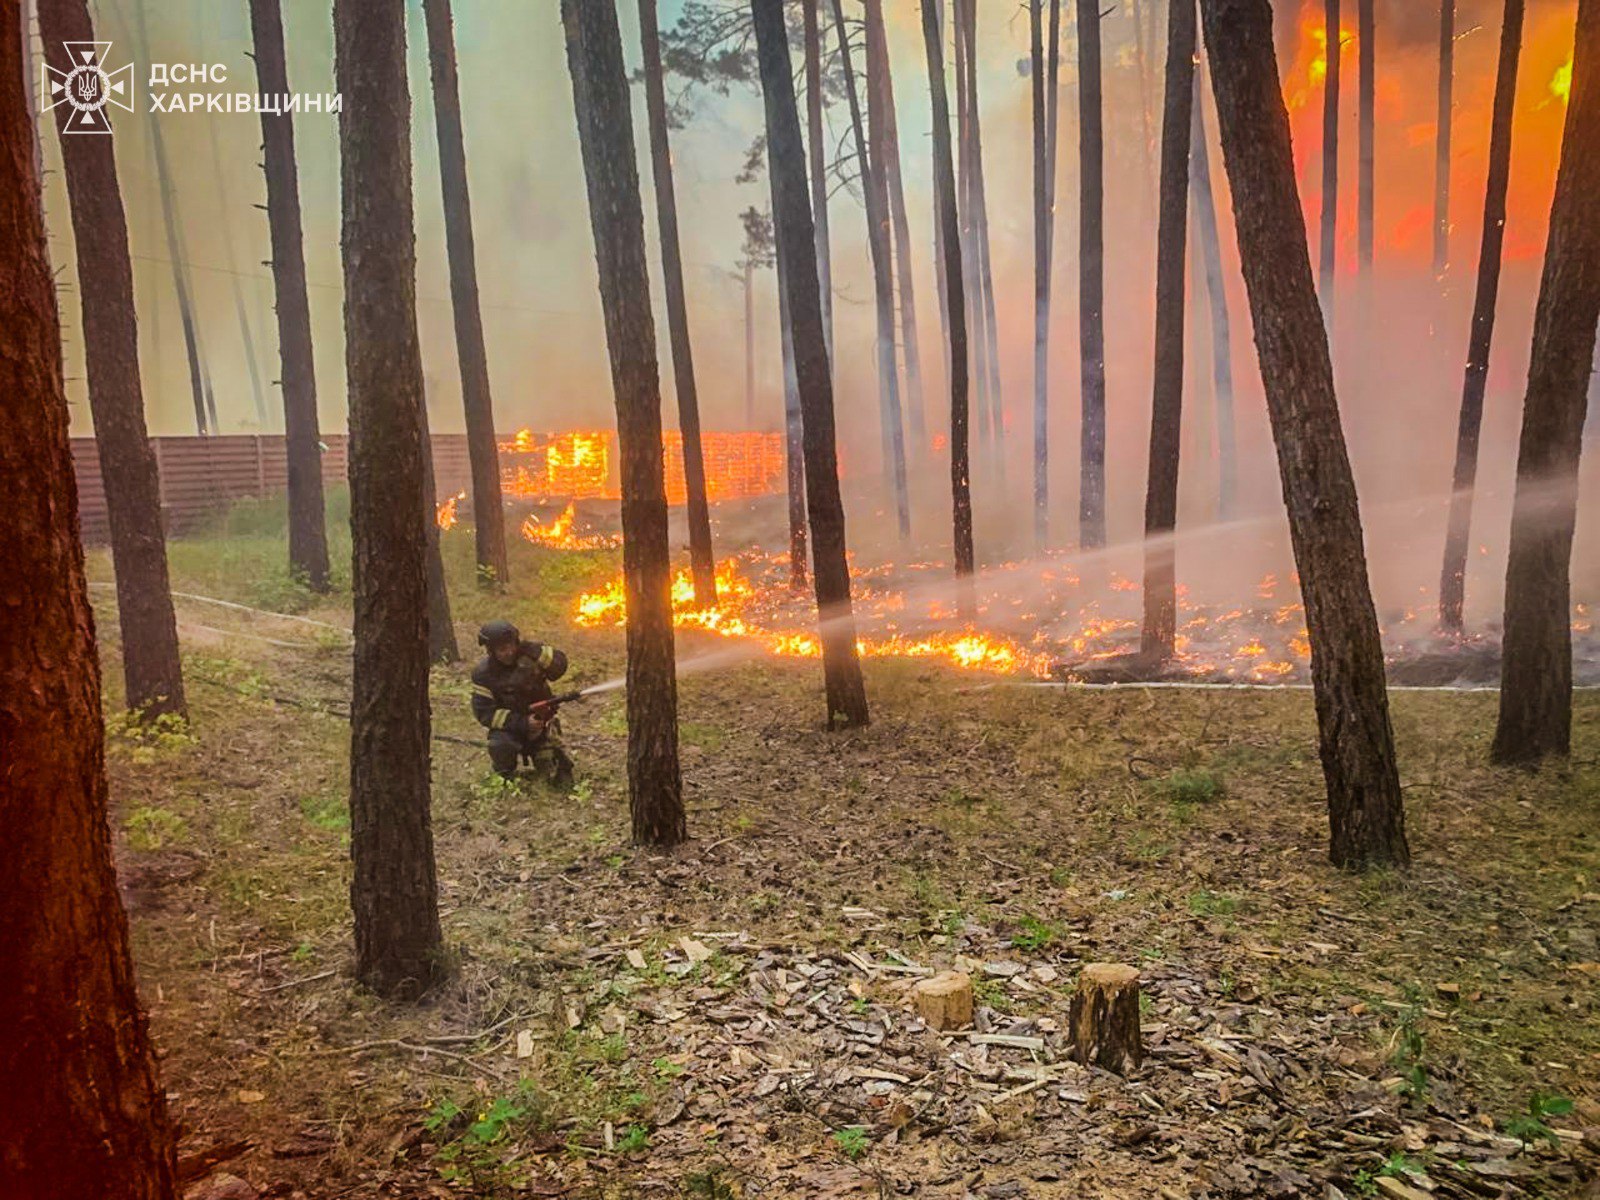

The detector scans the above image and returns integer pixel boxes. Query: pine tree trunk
[1434,0,1454,276]
[150,110,210,435]
[744,258,755,425]
[1190,71,1238,522]
[1031,0,1049,547]
[1439,0,1523,632]
[639,0,717,607]
[924,0,976,612]
[1141,0,1196,663]
[562,0,688,836]
[1,15,178,1191]
[803,0,833,369]
[1319,0,1339,320]
[1358,0,1374,282]
[248,0,330,590]
[1491,0,1600,766]
[962,0,1005,453]
[832,0,910,540]
[40,0,187,721]
[335,0,444,998]
[954,0,990,450]
[752,0,871,729]
[422,0,509,590]
[1199,0,1408,870]
[779,235,809,591]
[419,414,458,664]
[203,114,268,429]
[865,0,926,450]
[1078,0,1108,548]
[1131,0,1158,211]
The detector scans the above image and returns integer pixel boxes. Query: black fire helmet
[477,619,520,649]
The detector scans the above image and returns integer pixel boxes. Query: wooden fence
[70,434,474,543]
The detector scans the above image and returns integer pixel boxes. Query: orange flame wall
[498,429,787,506]
[1278,0,1578,270]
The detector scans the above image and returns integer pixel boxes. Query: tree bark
[1319,0,1339,321]
[1,6,178,1188]
[40,0,187,721]
[923,0,976,614]
[1141,0,1196,662]
[1191,70,1238,522]
[1434,0,1454,276]
[419,413,458,664]
[1199,0,1408,870]
[1030,0,1061,550]
[831,0,910,540]
[638,0,717,608]
[953,0,990,450]
[803,0,833,369]
[421,0,510,590]
[335,0,444,998]
[1491,0,1600,766]
[752,0,871,729]
[865,0,926,451]
[249,0,330,590]
[1078,0,1107,548]
[1358,0,1374,282]
[1439,0,1523,632]
[778,226,809,592]
[562,0,688,836]
[1069,964,1143,1074]
[960,0,1005,454]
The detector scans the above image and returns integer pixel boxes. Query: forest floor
[91,501,1600,1200]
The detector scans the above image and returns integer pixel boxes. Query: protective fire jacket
[470,641,569,737]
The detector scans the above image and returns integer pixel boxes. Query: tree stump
[1069,963,1142,1072]
[913,971,973,1030]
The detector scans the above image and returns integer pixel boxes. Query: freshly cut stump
[1069,963,1142,1072]
[913,971,973,1030]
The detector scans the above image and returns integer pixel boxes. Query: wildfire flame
[435,490,466,530]
[499,428,787,506]
[521,500,621,551]
[1549,56,1572,105]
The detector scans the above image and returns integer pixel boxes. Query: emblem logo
[44,42,134,134]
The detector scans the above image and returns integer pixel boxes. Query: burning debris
[434,491,466,530]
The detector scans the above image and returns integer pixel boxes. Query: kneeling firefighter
[471,620,576,787]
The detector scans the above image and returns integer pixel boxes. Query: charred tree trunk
[1439,0,1523,632]
[335,0,444,998]
[832,0,911,540]
[422,0,510,590]
[638,0,717,607]
[1434,0,1454,276]
[1141,0,1196,662]
[1319,0,1339,321]
[1191,72,1238,522]
[752,0,871,729]
[562,0,688,836]
[1491,0,1600,766]
[1357,0,1374,283]
[963,0,1005,455]
[1078,0,1108,548]
[865,0,926,450]
[1199,0,1408,870]
[924,0,976,613]
[40,0,186,721]
[249,0,330,590]
[1,13,178,1191]
[803,0,833,368]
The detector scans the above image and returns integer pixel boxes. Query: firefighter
[470,619,575,787]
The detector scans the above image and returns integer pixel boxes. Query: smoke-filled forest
[2,0,1599,1197]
